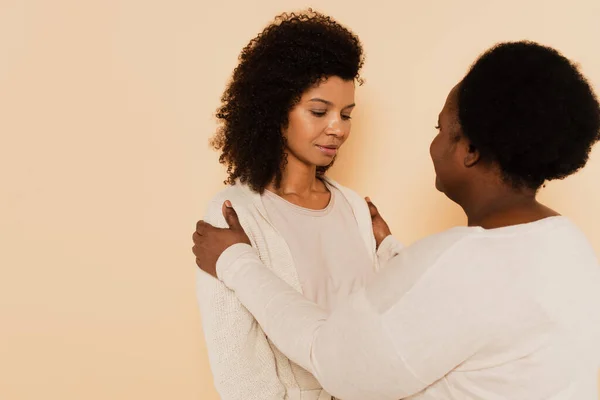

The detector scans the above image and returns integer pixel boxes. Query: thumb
[222,201,242,230]
[365,197,378,218]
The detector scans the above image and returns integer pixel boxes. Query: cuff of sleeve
[377,235,403,260]
[216,243,256,284]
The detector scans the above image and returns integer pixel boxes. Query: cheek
[429,134,457,181]
[286,115,321,144]
[341,122,351,141]
[429,134,442,162]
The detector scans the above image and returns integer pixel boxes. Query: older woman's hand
[192,201,251,278]
[366,197,392,249]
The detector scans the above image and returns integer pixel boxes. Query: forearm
[216,244,415,400]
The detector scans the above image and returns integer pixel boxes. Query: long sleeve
[376,235,404,268]
[217,232,503,400]
[196,202,286,400]
[216,244,417,400]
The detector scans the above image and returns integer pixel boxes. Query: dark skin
[193,201,251,278]
[366,197,392,247]
[194,82,558,277]
[429,84,559,229]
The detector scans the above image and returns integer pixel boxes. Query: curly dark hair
[458,41,600,190]
[211,9,364,193]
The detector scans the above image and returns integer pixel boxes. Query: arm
[376,235,404,268]
[196,202,286,400]
[216,237,497,400]
[216,244,413,400]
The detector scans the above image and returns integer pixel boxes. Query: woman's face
[283,76,355,168]
[430,84,472,200]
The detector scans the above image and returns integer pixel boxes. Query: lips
[316,145,339,157]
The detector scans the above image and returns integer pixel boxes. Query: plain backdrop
[1,0,599,398]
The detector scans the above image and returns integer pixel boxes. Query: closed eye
[311,110,327,117]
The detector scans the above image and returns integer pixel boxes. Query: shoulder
[410,227,476,254]
[207,183,251,206]
[393,228,482,275]
[203,182,258,227]
[325,177,366,208]
[206,181,262,212]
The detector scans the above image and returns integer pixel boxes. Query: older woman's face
[283,76,355,168]
[430,84,472,201]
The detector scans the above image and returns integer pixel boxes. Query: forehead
[301,76,355,101]
[440,84,460,123]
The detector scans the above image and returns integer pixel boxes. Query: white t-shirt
[217,216,600,400]
[262,184,374,311]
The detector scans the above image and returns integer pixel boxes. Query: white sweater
[196,178,395,400]
[216,217,600,400]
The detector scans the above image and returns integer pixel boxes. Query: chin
[311,154,336,167]
[434,177,444,193]
[316,160,334,167]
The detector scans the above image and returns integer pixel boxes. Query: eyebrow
[309,98,356,110]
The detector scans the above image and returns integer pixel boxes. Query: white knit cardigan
[196,178,384,400]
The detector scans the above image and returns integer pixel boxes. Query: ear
[463,142,481,168]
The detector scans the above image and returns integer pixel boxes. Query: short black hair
[211,9,364,193]
[458,41,600,189]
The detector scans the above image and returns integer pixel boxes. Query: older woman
[194,41,600,400]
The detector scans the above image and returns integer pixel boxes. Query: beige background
[1,0,599,399]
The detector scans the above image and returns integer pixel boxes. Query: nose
[325,116,347,138]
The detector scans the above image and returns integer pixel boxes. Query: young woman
[195,41,600,399]
[195,10,392,400]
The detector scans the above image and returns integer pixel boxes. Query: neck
[459,182,556,229]
[268,154,323,197]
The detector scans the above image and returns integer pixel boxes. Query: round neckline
[263,183,335,216]
[455,215,570,235]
